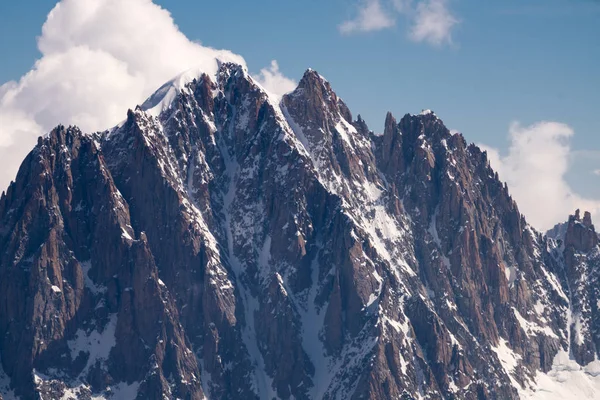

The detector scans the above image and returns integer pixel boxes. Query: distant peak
[139,61,248,118]
[385,111,396,125]
[140,67,214,117]
[571,209,594,228]
[302,67,319,76]
[298,68,329,88]
[286,68,333,104]
[397,111,453,148]
[383,112,398,137]
[217,61,248,79]
[42,124,83,144]
[565,209,598,252]
[584,211,593,227]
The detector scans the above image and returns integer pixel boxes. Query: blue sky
[0,0,599,228]
[2,1,598,146]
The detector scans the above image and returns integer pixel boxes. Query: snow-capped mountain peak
[1,67,600,400]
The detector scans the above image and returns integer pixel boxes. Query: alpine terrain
[1,62,599,399]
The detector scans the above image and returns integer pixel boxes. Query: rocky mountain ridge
[0,62,599,399]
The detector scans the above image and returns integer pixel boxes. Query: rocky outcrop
[561,210,600,365]
[0,127,204,399]
[0,63,599,399]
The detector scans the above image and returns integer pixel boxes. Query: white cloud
[339,0,396,34]
[410,0,459,45]
[254,60,297,98]
[480,121,600,231]
[593,169,600,176]
[0,0,293,193]
[339,0,459,46]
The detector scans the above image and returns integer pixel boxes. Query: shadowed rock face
[0,64,598,400]
[561,210,600,366]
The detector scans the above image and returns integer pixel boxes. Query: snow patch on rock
[68,314,118,378]
[521,352,600,399]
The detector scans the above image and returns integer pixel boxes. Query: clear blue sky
[0,0,599,196]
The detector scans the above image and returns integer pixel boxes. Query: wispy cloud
[339,0,396,34]
[410,0,459,46]
[480,121,600,230]
[254,60,297,98]
[339,0,459,46]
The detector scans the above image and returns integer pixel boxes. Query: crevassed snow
[520,352,600,399]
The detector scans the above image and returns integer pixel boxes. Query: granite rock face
[0,64,598,399]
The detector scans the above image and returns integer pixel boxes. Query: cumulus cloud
[339,0,459,45]
[254,60,297,98]
[410,0,459,45]
[480,122,600,231]
[339,0,396,34]
[0,0,293,193]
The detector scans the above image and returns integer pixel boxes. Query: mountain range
[1,62,599,399]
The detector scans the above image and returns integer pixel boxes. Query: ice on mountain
[521,352,600,399]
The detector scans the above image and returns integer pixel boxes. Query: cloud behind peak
[0,0,292,192]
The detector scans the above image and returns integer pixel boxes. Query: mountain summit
[1,63,599,399]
